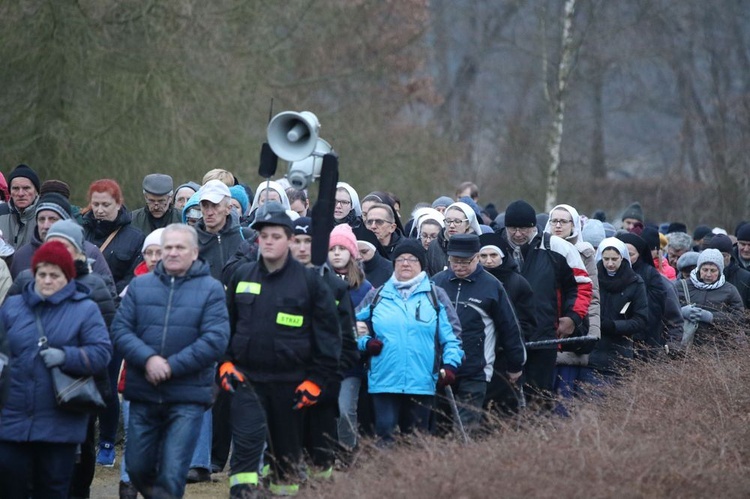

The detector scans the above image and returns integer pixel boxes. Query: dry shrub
[308,340,750,498]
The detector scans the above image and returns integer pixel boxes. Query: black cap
[251,201,293,231]
[35,193,72,220]
[447,234,480,258]
[693,225,712,241]
[504,200,536,228]
[708,234,733,255]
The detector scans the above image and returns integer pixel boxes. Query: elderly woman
[675,248,744,346]
[426,201,482,276]
[0,241,111,498]
[355,239,463,446]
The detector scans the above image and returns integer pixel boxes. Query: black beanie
[735,223,750,242]
[392,238,426,270]
[666,222,687,234]
[641,226,660,252]
[708,234,733,255]
[504,200,537,228]
[7,164,41,194]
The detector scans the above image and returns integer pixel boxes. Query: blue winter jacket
[356,274,463,395]
[112,258,230,405]
[0,280,112,444]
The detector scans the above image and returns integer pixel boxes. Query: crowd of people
[0,165,747,499]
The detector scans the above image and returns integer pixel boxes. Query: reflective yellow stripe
[236,281,261,294]
[310,466,333,480]
[276,312,304,327]
[229,472,259,487]
[261,464,271,478]
[269,482,300,496]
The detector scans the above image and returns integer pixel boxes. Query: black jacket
[226,253,341,388]
[82,208,145,294]
[433,265,526,378]
[495,229,593,344]
[725,260,750,309]
[426,230,449,276]
[589,261,648,373]
[361,251,393,288]
[484,257,537,342]
[195,216,254,282]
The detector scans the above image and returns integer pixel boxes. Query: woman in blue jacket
[356,239,462,445]
[0,241,112,498]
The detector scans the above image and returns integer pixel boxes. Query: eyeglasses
[445,218,468,227]
[395,257,420,265]
[335,199,351,207]
[448,255,476,266]
[145,197,170,207]
[549,219,572,226]
[420,233,438,241]
[366,218,392,227]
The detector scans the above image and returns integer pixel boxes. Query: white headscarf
[336,182,362,217]
[445,202,482,235]
[250,180,291,214]
[545,203,581,243]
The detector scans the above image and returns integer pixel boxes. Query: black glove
[600,318,615,335]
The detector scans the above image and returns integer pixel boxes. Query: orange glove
[292,380,321,410]
[219,362,245,393]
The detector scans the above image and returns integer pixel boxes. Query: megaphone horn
[267,111,320,162]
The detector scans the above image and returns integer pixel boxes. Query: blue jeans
[371,393,433,446]
[126,401,206,499]
[189,409,213,470]
[337,376,361,450]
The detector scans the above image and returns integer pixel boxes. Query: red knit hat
[32,240,76,281]
[329,224,358,258]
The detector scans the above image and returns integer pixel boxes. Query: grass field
[93,338,750,498]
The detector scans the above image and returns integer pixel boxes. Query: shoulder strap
[98,227,121,253]
[368,286,384,323]
[681,278,691,304]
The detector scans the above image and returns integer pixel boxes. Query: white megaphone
[267,111,321,162]
[286,138,333,190]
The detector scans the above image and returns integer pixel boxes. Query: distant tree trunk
[544,0,576,212]
[590,64,606,179]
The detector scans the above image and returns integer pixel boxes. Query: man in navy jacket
[112,223,229,499]
[433,234,526,433]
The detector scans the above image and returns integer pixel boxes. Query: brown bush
[307,341,750,498]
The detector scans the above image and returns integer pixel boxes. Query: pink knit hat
[329,224,358,257]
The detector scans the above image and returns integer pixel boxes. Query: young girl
[328,224,372,456]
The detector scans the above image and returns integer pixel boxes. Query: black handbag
[34,310,106,412]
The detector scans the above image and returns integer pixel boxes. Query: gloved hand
[39,347,66,368]
[219,362,245,393]
[681,305,697,321]
[600,318,615,335]
[366,338,384,356]
[690,307,713,324]
[438,366,456,388]
[293,380,321,410]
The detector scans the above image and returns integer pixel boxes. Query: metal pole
[440,369,469,445]
[524,336,598,349]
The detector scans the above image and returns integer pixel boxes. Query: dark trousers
[0,441,78,499]
[69,416,97,497]
[304,380,340,470]
[98,351,123,444]
[371,393,433,445]
[523,348,557,411]
[230,380,304,483]
[126,401,205,499]
[211,389,233,471]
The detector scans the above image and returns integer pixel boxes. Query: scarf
[689,268,725,290]
[390,271,427,300]
[597,260,638,293]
